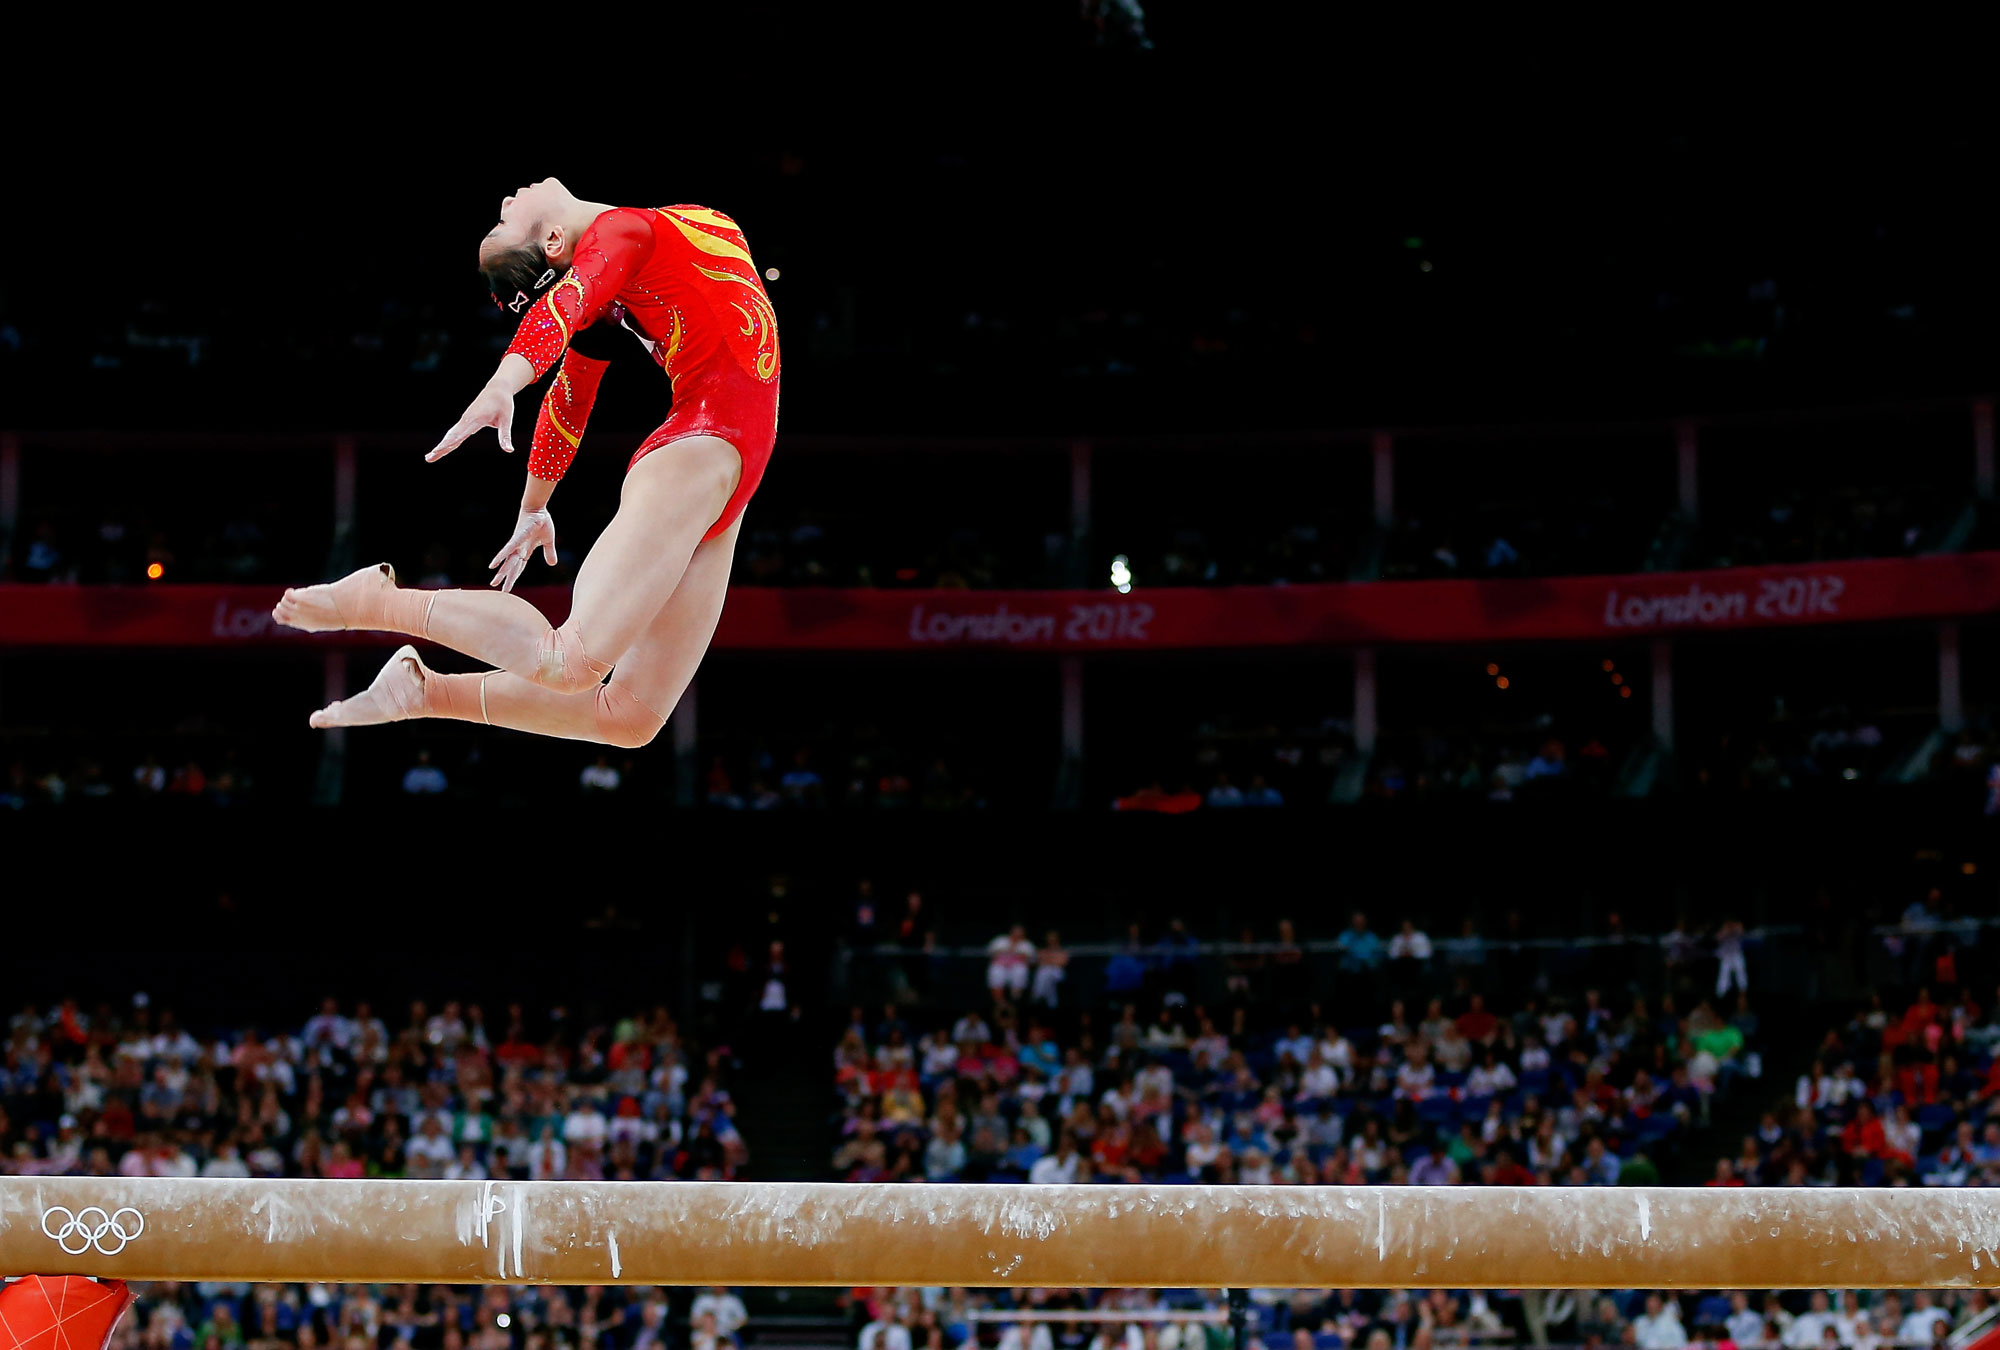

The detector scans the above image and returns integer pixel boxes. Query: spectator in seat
[986,925,1034,1004]
[1271,918,1310,1014]
[1243,774,1284,807]
[1296,1049,1338,1103]
[1408,1140,1458,1186]
[405,1115,454,1179]
[1827,1294,1866,1348]
[1457,994,1500,1047]
[1899,1293,1950,1348]
[444,1143,487,1181]
[1336,912,1384,976]
[1883,1104,1922,1165]
[1784,1294,1833,1350]
[1466,1049,1515,1099]
[1579,1137,1620,1186]
[1716,919,1750,996]
[691,1289,747,1348]
[1386,920,1432,994]
[1525,740,1567,783]
[924,1120,966,1180]
[1031,931,1069,1007]
[1433,1022,1473,1074]
[1841,1100,1891,1163]
[1000,1323,1056,1350]
[1155,919,1201,1002]
[580,755,622,793]
[1104,932,1149,1003]
[1394,1042,1436,1101]
[1632,1296,1687,1350]
[1029,1132,1081,1184]
[526,1122,567,1181]
[1725,1295,1765,1348]
[1486,1146,1534,1187]
[779,750,824,806]
[1113,780,1202,813]
[401,750,448,796]
[833,1120,887,1180]
[1002,1125,1044,1174]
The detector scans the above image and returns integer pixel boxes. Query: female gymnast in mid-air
[273,178,779,747]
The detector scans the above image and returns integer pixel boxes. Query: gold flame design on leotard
[539,272,589,348]
[657,208,779,383]
[657,307,685,376]
[542,366,584,448]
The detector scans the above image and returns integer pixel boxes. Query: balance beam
[4,1179,1999,1289]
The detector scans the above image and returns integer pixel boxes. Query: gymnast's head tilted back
[479,177,583,314]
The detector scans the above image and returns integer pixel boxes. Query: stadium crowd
[93,1282,754,1350]
[4,901,1999,1350]
[831,912,1756,1193]
[1,997,758,1350]
[11,691,1994,815]
[0,995,748,1185]
[1779,974,2000,1190]
[821,908,2000,1350]
[4,454,1984,596]
[835,1283,1993,1350]
[1108,707,1993,812]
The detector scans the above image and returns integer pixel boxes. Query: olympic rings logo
[41,1206,146,1256]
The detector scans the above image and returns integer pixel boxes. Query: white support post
[1676,420,1700,520]
[1061,657,1084,764]
[672,678,698,807]
[1353,647,1377,755]
[312,652,350,806]
[330,434,358,574]
[1651,638,1674,752]
[333,435,357,535]
[0,431,19,549]
[1069,439,1092,539]
[1069,440,1092,587]
[322,654,347,752]
[1975,399,1995,502]
[1371,432,1395,528]
[1940,622,1964,735]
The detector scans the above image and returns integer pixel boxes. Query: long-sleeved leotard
[528,349,611,482]
[508,205,780,540]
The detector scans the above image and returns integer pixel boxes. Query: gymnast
[273,177,780,747]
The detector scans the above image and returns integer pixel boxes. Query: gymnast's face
[481,178,571,267]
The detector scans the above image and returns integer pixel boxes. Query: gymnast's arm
[523,318,626,488]
[487,327,626,591]
[428,209,656,464]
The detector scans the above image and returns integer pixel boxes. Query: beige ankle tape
[478,671,494,725]
[421,591,439,639]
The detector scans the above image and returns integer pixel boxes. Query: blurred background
[1,15,1997,1350]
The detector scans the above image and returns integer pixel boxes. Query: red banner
[3,553,1997,650]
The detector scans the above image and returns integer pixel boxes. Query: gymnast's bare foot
[310,645,429,729]
[273,563,400,633]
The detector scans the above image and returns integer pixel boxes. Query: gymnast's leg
[275,435,740,694]
[310,517,740,746]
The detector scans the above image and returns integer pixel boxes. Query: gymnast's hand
[488,508,557,593]
[427,384,518,462]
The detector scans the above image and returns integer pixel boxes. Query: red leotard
[507,205,780,540]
